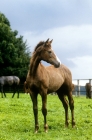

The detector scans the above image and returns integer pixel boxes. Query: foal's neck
[29,53,40,76]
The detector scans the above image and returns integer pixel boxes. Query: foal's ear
[45,38,49,43]
[50,39,53,43]
[44,38,49,46]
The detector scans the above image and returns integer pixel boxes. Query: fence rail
[72,79,92,97]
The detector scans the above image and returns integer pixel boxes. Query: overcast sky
[0,0,92,83]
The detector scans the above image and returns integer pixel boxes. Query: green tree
[0,12,31,82]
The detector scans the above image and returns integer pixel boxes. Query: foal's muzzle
[54,62,60,68]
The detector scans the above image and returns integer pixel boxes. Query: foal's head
[34,38,61,68]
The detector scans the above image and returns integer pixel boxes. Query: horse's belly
[48,86,59,93]
[48,80,63,92]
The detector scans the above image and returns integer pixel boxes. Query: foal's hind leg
[30,93,39,133]
[57,93,69,127]
[68,92,75,127]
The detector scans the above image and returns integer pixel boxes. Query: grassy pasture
[0,93,92,140]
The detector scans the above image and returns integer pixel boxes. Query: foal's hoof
[35,125,39,133]
[45,129,48,133]
[35,130,38,134]
[44,124,48,133]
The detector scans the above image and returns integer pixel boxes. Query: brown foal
[26,38,75,133]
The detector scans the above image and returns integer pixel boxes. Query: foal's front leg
[41,93,48,132]
[30,93,39,133]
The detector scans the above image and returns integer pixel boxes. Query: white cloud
[69,56,92,79]
[23,24,92,53]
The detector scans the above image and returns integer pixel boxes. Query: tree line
[0,12,31,83]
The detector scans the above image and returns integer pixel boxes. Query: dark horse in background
[85,83,91,98]
[0,76,20,98]
[26,38,75,133]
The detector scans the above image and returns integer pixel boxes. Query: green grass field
[0,93,92,140]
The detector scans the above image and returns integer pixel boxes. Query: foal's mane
[34,41,45,51]
[30,41,45,75]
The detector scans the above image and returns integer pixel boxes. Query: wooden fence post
[77,79,80,96]
[89,79,92,98]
